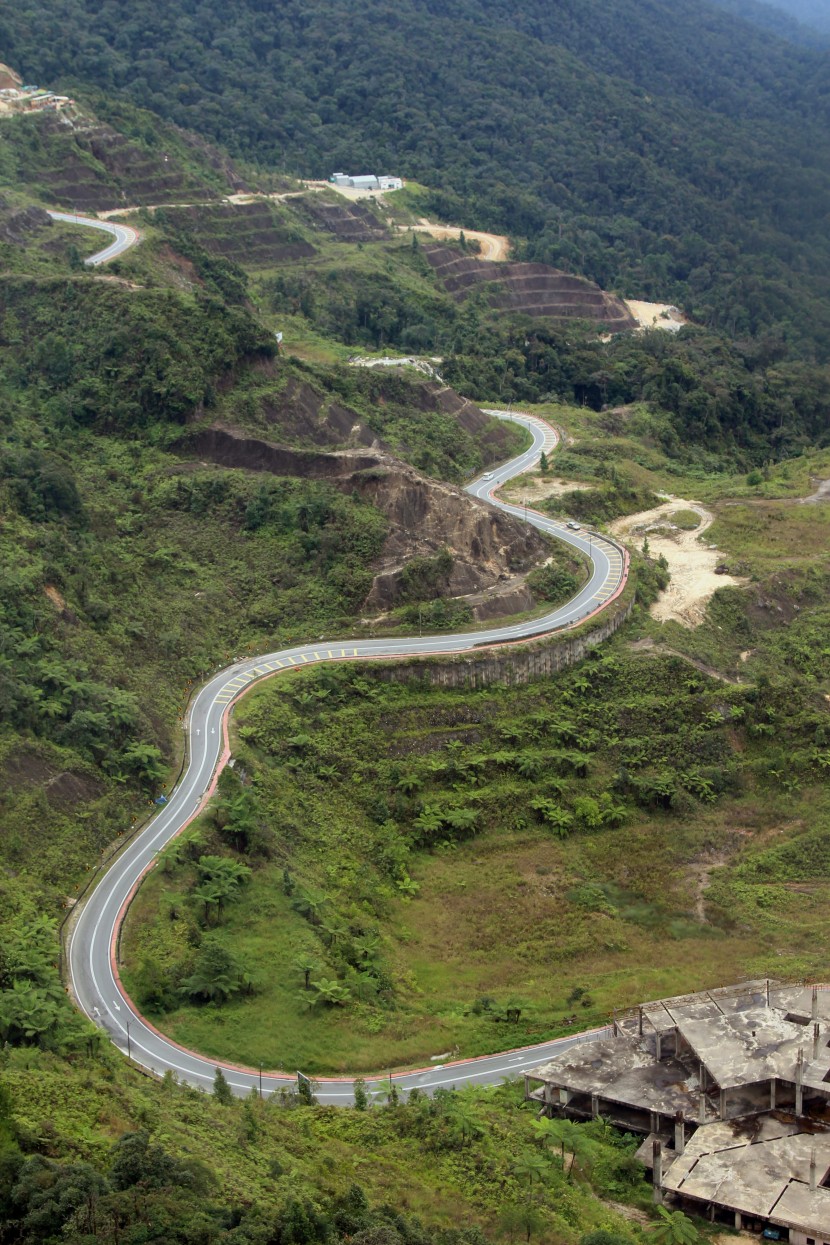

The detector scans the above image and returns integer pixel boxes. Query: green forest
[3,0,830,351]
[2,0,830,1240]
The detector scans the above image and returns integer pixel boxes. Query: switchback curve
[47,209,140,265]
[67,410,626,1103]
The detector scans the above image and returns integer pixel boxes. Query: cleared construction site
[525,981,830,1243]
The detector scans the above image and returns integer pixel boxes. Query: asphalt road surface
[68,410,625,1100]
[47,210,140,265]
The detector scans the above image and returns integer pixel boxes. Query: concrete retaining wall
[367,594,634,690]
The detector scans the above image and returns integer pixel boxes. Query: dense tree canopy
[3,0,830,351]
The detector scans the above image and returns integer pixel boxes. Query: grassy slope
[2,98,827,1243]
[120,400,830,1074]
[1,1053,647,1241]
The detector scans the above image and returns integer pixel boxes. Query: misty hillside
[709,0,830,42]
[762,0,830,31]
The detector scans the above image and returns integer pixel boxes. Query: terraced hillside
[4,110,230,212]
[157,200,316,266]
[298,195,390,242]
[423,243,636,331]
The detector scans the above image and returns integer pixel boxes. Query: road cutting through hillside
[64,228,628,1103]
[46,210,140,265]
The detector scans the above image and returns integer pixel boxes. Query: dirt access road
[404,219,509,261]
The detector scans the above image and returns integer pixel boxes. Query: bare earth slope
[612,500,744,626]
[182,425,547,610]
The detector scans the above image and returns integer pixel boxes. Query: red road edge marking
[107,417,631,1084]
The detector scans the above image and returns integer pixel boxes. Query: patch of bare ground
[689,855,728,924]
[611,499,746,626]
[712,1235,758,1245]
[624,298,687,332]
[2,747,101,808]
[500,473,592,505]
[44,584,66,611]
[90,274,143,290]
[605,1201,652,1227]
[800,477,830,504]
[455,572,536,622]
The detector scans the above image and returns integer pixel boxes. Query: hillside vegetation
[4,0,830,350]
[1,20,830,1241]
[118,408,830,1076]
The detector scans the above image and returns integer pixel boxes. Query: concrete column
[813,984,819,1023]
[734,1211,742,1231]
[674,1113,685,1155]
[770,1080,776,1109]
[814,1022,820,1061]
[811,1147,817,1193]
[638,1006,644,1036]
[652,1140,663,1205]
[591,1094,599,1119]
[796,1047,804,1116]
[655,1032,662,1060]
[719,1088,726,1119]
[558,1087,569,1106]
[698,1090,706,1122]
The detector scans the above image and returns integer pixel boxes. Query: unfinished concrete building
[525,981,830,1242]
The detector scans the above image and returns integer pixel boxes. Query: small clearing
[44,584,67,611]
[301,179,403,203]
[500,473,591,505]
[611,499,745,626]
[624,298,687,333]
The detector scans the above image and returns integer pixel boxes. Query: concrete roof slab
[772,1183,830,1235]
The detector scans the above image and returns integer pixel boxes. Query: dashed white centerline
[68,409,626,1099]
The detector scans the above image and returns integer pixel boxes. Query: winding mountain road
[61,191,626,1101]
[68,411,626,1100]
[47,209,140,265]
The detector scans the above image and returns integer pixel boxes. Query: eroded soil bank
[612,499,744,626]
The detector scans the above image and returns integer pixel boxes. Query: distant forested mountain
[3,0,830,352]
[760,0,830,31]
[708,0,829,43]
